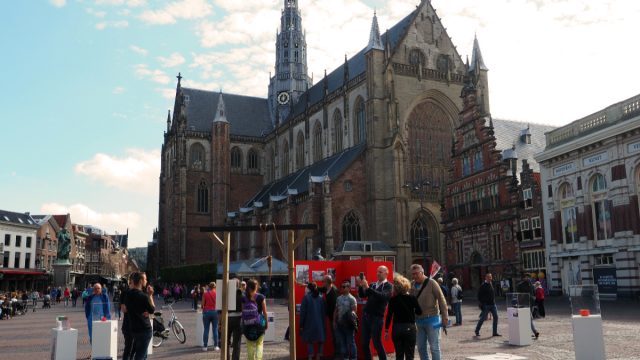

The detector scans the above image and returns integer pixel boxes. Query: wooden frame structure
[200,224,318,360]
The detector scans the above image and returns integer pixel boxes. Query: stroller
[42,295,51,309]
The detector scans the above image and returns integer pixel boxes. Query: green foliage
[159,263,217,284]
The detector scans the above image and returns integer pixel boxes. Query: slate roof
[492,119,556,175]
[181,88,273,137]
[335,241,395,253]
[244,142,366,207]
[0,209,38,227]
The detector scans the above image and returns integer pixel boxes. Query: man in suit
[358,266,393,360]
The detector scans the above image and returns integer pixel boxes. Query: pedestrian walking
[191,284,201,311]
[202,282,220,351]
[534,281,545,318]
[30,289,39,309]
[63,287,70,307]
[358,265,392,360]
[385,275,422,360]
[409,264,448,360]
[113,287,122,320]
[242,279,268,360]
[227,279,243,360]
[124,272,155,360]
[475,273,500,337]
[300,282,326,360]
[71,288,79,307]
[450,278,463,326]
[84,283,111,343]
[334,279,357,360]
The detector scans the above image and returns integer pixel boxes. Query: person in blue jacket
[84,283,111,343]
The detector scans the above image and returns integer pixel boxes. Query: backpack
[242,294,266,341]
[456,286,463,300]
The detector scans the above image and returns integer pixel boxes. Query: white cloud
[158,88,177,100]
[74,148,160,196]
[40,202,141,237]
[113,86,125,94]
[50,0,66,7]
[95,20,129,30]
[95,0,147,7]
[129,45,148,56]
[134,64,171,84]
[139,0,213,25]
[86,8,107,17]
[157,52,186,68]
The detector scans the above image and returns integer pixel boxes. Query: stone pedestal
[52,262,72,288]
[572,315,606,360]
[507,307,532,346]
[92,320,118,359]
[51,327,78,360]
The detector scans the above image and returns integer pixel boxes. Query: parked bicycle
[152,302,186,347]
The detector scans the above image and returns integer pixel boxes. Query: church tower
[268,0,311,125]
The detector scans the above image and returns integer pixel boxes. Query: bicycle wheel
[152,332,164,348]
[172,320,187,343]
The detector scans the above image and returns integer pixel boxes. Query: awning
[0,269,47,276]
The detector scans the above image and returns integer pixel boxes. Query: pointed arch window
[333,110,343,154]
[559,183,578,244]
[247,149,259,172]
[354,97,366,144]
[591,174,612,241]
[410,212,429,253]
[342,211,361,242]
[190,143,205,170]
[282,141,290,176]
[197,180,209,213]
[408,49,426,66]
[296,131,305,170]
[231,147,242,170]
[313,122,322,162]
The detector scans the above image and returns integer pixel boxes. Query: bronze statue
[56,228,71,261]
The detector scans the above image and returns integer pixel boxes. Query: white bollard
[92,320,118,359]
[572,314,606,360]
[264,312,276,342]
[51,327,78,360]
[195,310,204,347]
[507,307,532,346]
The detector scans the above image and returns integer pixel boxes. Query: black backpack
[456,286,463,300]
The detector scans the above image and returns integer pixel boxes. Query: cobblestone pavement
[1,297,639,359]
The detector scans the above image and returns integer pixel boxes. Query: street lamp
[403,179,437,268]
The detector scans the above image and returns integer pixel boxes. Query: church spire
[166,109,171,132]
[367,10,384,51]
[469,35,488,73]
[214,91,228,123]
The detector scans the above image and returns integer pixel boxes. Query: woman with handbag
[242,279,268,360]
[385,275,422,360]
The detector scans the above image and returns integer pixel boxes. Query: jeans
[452,302,462,325]
[246,334,264,360]
[392,323,417,360]
[122,331,133,360]
[416,319,441,360]
[475,304,499,335]
[307,341,324,357]
[228,316,242,360]
[131,330,152,360]
[203,310,219,347]
[362,313,386,360]
[336,324,357,360]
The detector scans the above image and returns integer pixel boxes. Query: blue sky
[1,0,639,248]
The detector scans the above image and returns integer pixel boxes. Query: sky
[1,0,639,248]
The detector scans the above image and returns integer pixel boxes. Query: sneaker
[202,347,208,352]
[214,346,221,351]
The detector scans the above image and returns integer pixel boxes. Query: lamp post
[403,179,437,268]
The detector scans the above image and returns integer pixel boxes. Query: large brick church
[155,0,548,277]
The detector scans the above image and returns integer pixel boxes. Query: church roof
[492,119,556,174]
[245,142,366,207]
[181,88,272,137]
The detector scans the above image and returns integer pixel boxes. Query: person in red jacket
[534,281,545,318]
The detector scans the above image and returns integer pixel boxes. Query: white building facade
[0,210,40,291]
[536,94,640,297]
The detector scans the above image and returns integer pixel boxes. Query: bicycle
[152,302,186,347]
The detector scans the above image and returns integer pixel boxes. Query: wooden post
[220,232,230,360]
[288,229,296,360]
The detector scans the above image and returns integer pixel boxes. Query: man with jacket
[475,273,500,337]
[319,275,338,359]
[84,283,111,343]
[124,272,155,360]
[358,266,393,360]
[410,264,448,360]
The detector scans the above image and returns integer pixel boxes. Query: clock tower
[268,0,310,125]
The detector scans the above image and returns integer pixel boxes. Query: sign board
[592,267,617,295]
[583,152,608,166]
[553,162,575,177]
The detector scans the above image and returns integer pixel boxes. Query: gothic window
[407,102,452,188]
[410,212,429,253]
[462,155,471,176]
[230,147,242,170]
[247,149,259,172]
[190,143,205,170]
[474,151,483,171]
[197,180,209,213]
[282,140,290,176]
[313,122,322,162]
[266,147,275,182]
[559,183,578,244]
[294,51,299,62]
[333,110,343,154]
[492,233,502,260]
[408,49,426,66]
[296,131,305,170]
[342,210,361,242]
[590,173,612,241]
[436,54,450,73]
[354,97,366,144]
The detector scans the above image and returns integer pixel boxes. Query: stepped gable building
[442,72,555,290]
[158,0,490,273]
[536,93,640,297]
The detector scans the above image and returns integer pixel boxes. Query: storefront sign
[553,162,575,176]
[583,152,608,166]
[628,141,640,153]
[592,267,617,295]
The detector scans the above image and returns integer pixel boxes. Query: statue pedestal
[53,262,72,288]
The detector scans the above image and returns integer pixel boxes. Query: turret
[468,35,490,115]
[211,92,230,225]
